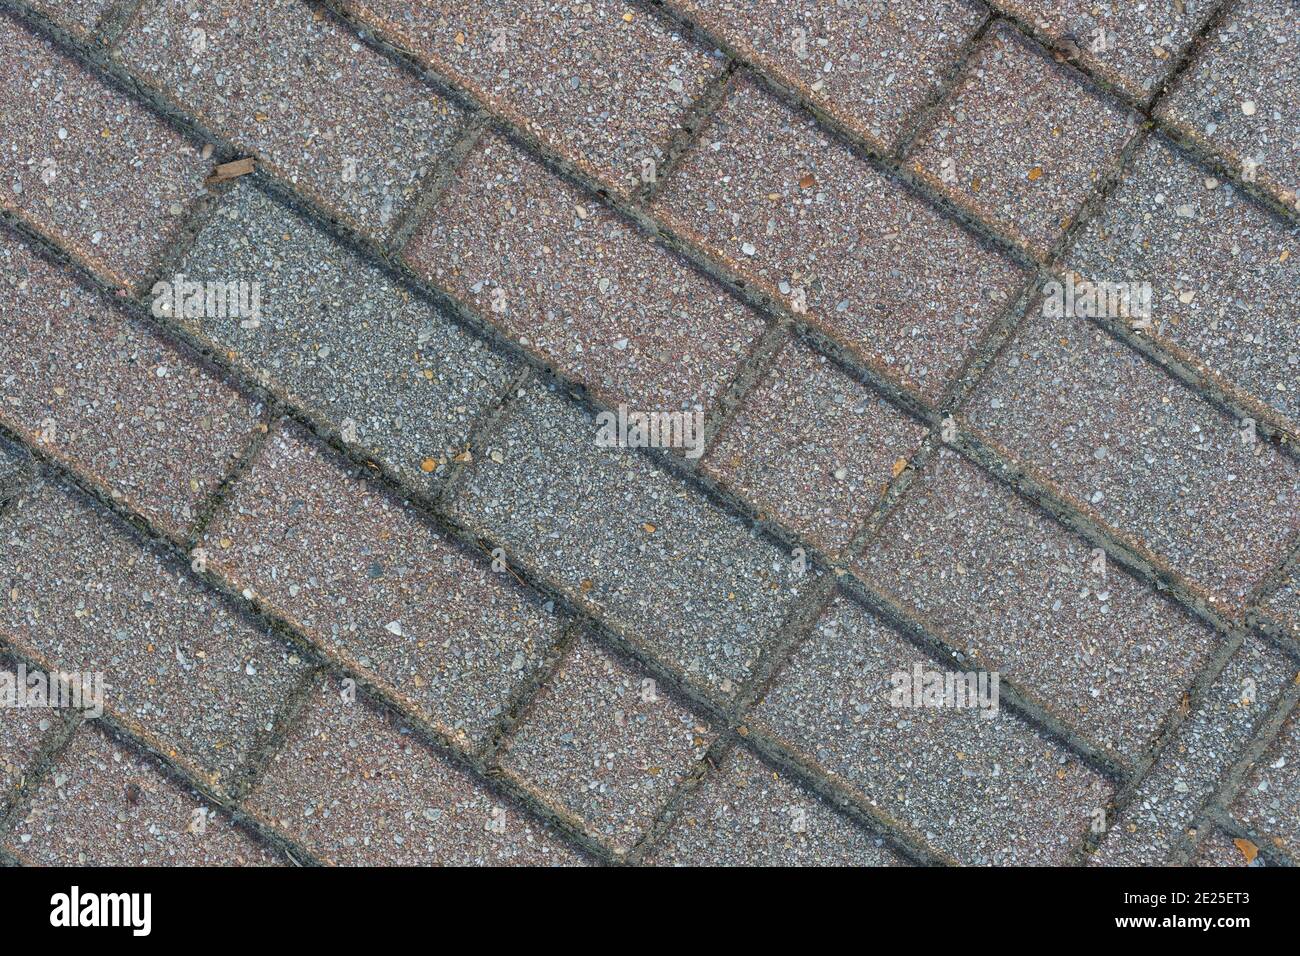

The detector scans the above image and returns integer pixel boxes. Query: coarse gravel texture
[652,77,1028,403]
[751,593,1114,865]
[646,743,906,867]
[0,659,54,799]
[450,382,814,699]
[1190,828,1267,866]
[0,13,211,287]
[858,448,1220,763]
[5,721,284,866]
[1262,573,1300,636]
[1063,134,1299,428]
[907,22,1137,258]
[498,632,715,855]
[115,0,466,238]
[201,422,566,748]
[1229,705,1300,858]
[404,132,766,415]
[0,480,308,793]
[340,0,723,197]
[1157,0,1300,210]
[665,0,986,151]
[0,227,259,538]
[1090,636,1295,866]
[175,181,514,489]
[967,293,1300,612]
[24,0,114,38]
[702,339,928,557]
[244,675,584,866]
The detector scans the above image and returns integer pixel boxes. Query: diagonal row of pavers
[0,0,1296,865]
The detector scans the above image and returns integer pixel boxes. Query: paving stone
[0,481,307,793]
[1064,135,1299,427]
[174,181,513,489]
[859,448,1219,763]
[651,78,1027,404]
[5,722,282,865]
[702,339,928,556]
[0,658,55,800]
[967,297,1300,612]
[0,438,30,502]
[115,0,465,238]
[499,633,715,854]
[906,22,1136,257]
[200,422,564,748]
[991,0,1218,101]
[342,0,722,196]
[25,0,114,38]
[404,133,765,414]
[450,382,815,698]
[666,0,985,151]
[1230,704,1300,859]
[0,228,259,538]
[1091,636,1294,865]
[645,744,905,866]
[1190,827,1269,866]
[1157,0,1299,210]
[0,15,211,287]
[751,593,1112,864]
[1262,573,1300,636]
[245,675,583,865]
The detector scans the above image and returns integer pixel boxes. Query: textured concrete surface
[0,0,1296,868]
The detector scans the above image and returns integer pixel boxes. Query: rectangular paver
[702,339,928,557]
[1230,702,1300,859]
[906,22,1137,258]
[0,227,259,538]
[666,0,985,151]
[500,632,715,855]
[5,722,282,865]
[174,180,514,489]
[1157,0,1300,211]
[115,0,466,238]
[244,675,583,865]
[646,744,906,866]
[1064,134,1299,427]
[0,481,307,793]
[200,421,565,749]
[1091,636,1294,865]
[651,77,1027,404]
[858,448,1219,763]
[967,294,1300,612]
[449,382,816,700]
[341,0,723,196]
[403,132,766,415]
[0,13,211,287]
[752,593,1113,864]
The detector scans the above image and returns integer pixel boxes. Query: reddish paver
[1091,637,1294,866]
[1158,0,1300,210]
[0,228,258,538]
[1190,828,1268,866]
[967,297,1300,612]
[200,422,564,748]
[646,744,905,866]
[0,14,210,287]
[702,339,928,556]
[1230,705,1300,859]
[5,722,282,865]
[751,593,1113,864]
[0,481,307,793]
[906,23,1136,258]
[1064,135,1299,427]
[449,382,816,699]
[858,448,1219,763]
[499,633,715,855]
[0,659,56,801]
[25,0,114,38]
[174,181,514,489]
[341,0,722,197]
[245,676,583,865]
[404,133,765,414]
[651,78,1027,404]
[115,0,465,238]
[666,0,985,151]
[991,0,1218,101]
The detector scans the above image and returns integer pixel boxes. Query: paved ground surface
[0,0,1296,867]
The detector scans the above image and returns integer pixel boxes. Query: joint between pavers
[183,414,273,552]
[385,111,491,257]
[1204,805,1299,867]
